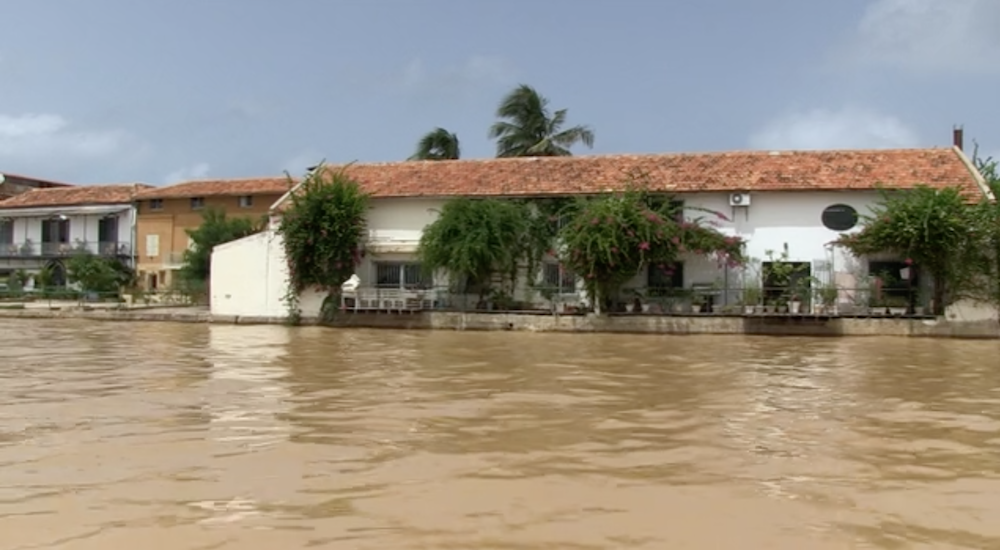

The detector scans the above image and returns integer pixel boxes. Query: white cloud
[838,0,1000,74]
[163,162,210,184]
[748,107,921,150]
[0,113,134,160]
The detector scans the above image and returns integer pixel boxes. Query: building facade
[133,178,293,290]
[208,147,990,319]
[0,184,148,284]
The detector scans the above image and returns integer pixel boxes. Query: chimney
[953,125,964,150]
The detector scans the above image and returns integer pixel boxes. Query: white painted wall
[215,191,892,317]
[210,230,325,318]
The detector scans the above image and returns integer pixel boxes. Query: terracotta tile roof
[135,177,294,199]
[265,147,984,210]
[0,184,152,209]
[0,171,74,188]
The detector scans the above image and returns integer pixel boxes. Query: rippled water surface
[2,320,1000,549]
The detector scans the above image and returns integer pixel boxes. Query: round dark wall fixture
[821,204,859,231]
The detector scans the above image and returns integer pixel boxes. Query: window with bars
[374,262,427,289]
[542,263,576,292]
[647,262,684,296]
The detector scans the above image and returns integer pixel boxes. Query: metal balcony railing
[0,241,132,258]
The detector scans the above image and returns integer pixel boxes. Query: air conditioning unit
[729,192,751,207]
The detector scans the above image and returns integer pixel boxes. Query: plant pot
[777,305,788,313]
[691,304,702,314]
[641,303,651,313]
[625,303,635,313]
[889,307,906,316]
[753,305,764,314]
[672,304,684,314]
[744,305,755,315]
[764,305,775,313]
[711,304,724,314]
[789,301,802,314]
[914,306,925,316]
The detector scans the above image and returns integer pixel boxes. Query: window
[645,196,685,222]
[647,262,684,296]
[149,199,164,211]
[542,263,576,292]
[821,204,858,231]
[145,234,160,257]
[98,216,118,244]
[41,218,70,243]
[238,195,253,208]
[0,219,12,245]
[374,261,426,289]
[190,197,205,210]
[869,260,916,302]
[762,261,811,302]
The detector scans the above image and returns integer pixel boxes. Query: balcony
[0,241,132,259]
[164,251,187,267]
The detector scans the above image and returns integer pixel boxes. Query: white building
[0,184,149,285]
[209,147,989,319]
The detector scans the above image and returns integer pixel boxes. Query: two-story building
[133,178,293,290]
[0,184,149,285]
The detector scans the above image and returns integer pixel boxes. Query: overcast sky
[1,0,998,185]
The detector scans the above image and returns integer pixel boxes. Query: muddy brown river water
[2,320,1000,549]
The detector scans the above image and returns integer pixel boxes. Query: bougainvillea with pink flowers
[558,189,745,308]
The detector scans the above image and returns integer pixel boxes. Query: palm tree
[409,127,461,160]
[488,84,595,158]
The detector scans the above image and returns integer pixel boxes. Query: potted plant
[709,279,725,314]
[818,282,838,315]
[886,295,908,316]
[691,293,706,314]
[788,292,802,314]
[742,285,762,315]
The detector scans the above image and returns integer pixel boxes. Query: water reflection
[1,320,1000,549]
[203,325,292,450]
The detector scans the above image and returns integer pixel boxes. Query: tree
[417,198,534,304]
[969,143,1000,312]
[180,207,263,283]
[488,84,594,158]
[67,252,132,295]
[409,127,461,160]
[559,188,744,313]
[835,186,979,315]
[278,165,369,321]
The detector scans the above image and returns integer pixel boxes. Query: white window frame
[541,262,577,294]
[373,261,427,290]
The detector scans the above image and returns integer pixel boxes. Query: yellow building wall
[135,194,282,289]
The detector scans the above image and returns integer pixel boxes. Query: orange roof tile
[0,184,152,209]
[266,147,984,209]
[135,177,293,199]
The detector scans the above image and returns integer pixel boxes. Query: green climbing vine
[277,164,369,323]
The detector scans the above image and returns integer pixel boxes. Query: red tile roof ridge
[0,183,152,209]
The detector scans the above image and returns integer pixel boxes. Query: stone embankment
[0,303,997,339]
